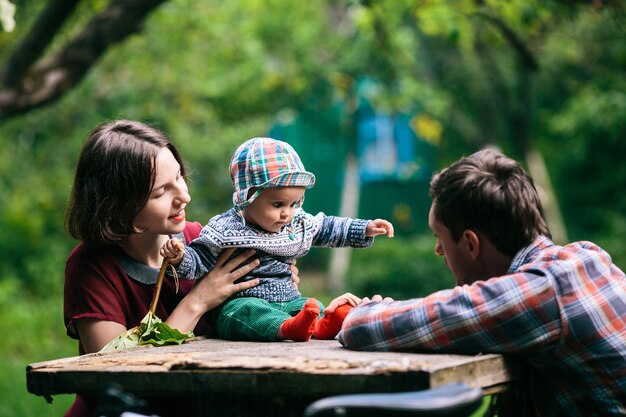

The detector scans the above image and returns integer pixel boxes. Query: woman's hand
[290,262,300,289]
[166,248,260,332]
[194,248,260,303]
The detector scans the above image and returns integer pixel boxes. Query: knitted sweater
[175,208,373,302]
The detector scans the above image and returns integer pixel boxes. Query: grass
[0,279,75,417]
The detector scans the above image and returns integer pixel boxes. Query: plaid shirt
[338,236,626,416]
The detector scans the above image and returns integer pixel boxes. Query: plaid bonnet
[230,137,316,212]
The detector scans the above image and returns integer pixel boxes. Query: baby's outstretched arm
[365,219,394,238]
[160,237,185,266]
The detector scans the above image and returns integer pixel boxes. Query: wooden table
[27,338,525,417]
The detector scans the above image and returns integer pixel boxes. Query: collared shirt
[63,221,209,417]
[338,236,626,416]
[64,222,208,350]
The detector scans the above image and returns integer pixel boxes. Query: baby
[161,137,393,342]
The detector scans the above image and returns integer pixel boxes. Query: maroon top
[63,221,206,417]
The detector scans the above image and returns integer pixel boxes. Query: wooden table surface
[27,338,525,417]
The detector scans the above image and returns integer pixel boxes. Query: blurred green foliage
[0,1,625,416]
[0,278,75,416]
[348,236,455,300]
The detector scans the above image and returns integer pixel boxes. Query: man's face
[428,203,477,286]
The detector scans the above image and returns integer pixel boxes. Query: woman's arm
[75,319,127,353]
[75,248,260,353]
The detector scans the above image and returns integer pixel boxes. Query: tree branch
[1,0,80,87]
[475,9,539,71]
[0,0,167,120]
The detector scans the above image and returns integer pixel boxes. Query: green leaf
[100,312,194,352]
[100,327,142,352]
[137,313,195,346]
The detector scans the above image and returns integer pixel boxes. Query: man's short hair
[429,148,551,257]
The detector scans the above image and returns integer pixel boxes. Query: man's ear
[462,230,481,259]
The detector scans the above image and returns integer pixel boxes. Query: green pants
[210,297,324,341]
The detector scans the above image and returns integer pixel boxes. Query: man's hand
[360,294,394,303]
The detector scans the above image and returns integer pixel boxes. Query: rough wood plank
[27,338,524,399]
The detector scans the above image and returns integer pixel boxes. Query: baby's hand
[366,219,394,238]
[160,237,185,264]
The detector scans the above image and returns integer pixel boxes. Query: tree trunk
[327,153,360,293]
[0,0,167,121]
[525,148,568,243]
[480,9,568,243]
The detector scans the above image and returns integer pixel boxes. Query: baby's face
[243,186,306,233]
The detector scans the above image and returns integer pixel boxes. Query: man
[338,149,626,417]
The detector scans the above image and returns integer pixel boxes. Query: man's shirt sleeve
[338,271,562,354]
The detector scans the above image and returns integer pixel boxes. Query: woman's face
[133,148,190,236]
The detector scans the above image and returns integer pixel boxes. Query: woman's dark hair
[429,148,551,257]
[65,120,186,246]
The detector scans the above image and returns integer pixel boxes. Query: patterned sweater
[175,208,373,302]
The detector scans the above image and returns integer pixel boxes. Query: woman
[64,120,364,416]
[63,120,281,416]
